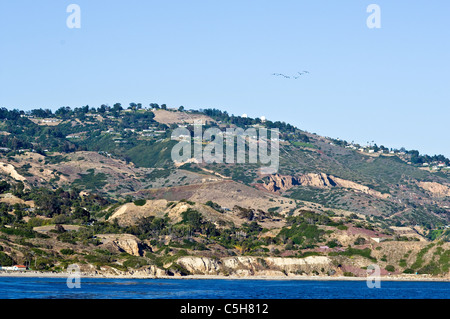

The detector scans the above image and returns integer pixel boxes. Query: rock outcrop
[176,256,333,276]
[262,173,389,199]
[0,162,27,182]
[98,234,143,256]
[177,256,222,275]
[130,265,168,277]
[418,181,450,197]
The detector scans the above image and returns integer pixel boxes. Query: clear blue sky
[0,1,449,157]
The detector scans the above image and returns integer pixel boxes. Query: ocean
[0,277,448,299]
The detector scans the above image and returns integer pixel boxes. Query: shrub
[278,223,324,246]
[0,251,14,266]
[411,244,435,270]
[298,251,322,258]
[180,199,195,205]
[73,169,108,191]
[168,262,191,276]
[353,237,366,245]
[134,199,147,206]
[343,271,355,277]
[417,262,441,275]
[145,169,171,181]
[123,256,149,269]
[0,226,36,238]
[181,209,203,231]
[56,232,77,245]
[326,239,340,248]
[337,247,377,262]
[205,201,222,212]
[60,248,75,255]
[27,217,49,227]
[385,265,395,272]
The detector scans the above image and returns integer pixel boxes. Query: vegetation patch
[133,199,147,206]
[73,169,108,191]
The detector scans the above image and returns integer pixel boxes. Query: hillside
[0,105,448,278]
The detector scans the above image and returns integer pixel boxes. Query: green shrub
[60,248,75,255]
[145,169,171,181]
[385,265,395,272]
[343,271,355,277]
[417,262,441,275]
[298,251,322,258]
[411,244,435,270]
[399,259,407,267]
[333,247,377,262]
[180,199,195,205]
[123,256,149,269]
[0,226,36,238]
[73,169,108,191]
[56,232,77,244]
[0,251,14,266]
[326,239,340,248]
[403,268,415,274]
[205,201,222,212]
[278,223,324,246]
[268,206,280,213]
[134,199,147,206]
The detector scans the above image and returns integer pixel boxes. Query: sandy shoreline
[1,271,448,282]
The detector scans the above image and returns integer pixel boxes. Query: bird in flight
[272,71,310,79]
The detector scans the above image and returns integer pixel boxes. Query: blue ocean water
[0,277,448,299]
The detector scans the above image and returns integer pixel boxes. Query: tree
[409,150,421,164]
[55,106,72,119]
[178,106,185,112]
[0,252,14,266]
[181,209,203,232]
[97,104,107,114]
[112,103,123,117]
[73,207,90,223]
[0,181,10,194]
[13,182,24,197]
[113,103,123,112]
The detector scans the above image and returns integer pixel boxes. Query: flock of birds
[272,71,310,79]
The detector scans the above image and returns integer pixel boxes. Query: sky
[0,1,449,157]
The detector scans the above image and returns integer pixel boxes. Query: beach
[1,270,448,282]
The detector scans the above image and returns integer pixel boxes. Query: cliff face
[177,257,222,275]
[176,256,333,276]
[262,173,389,199]
[98,234,144,256]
